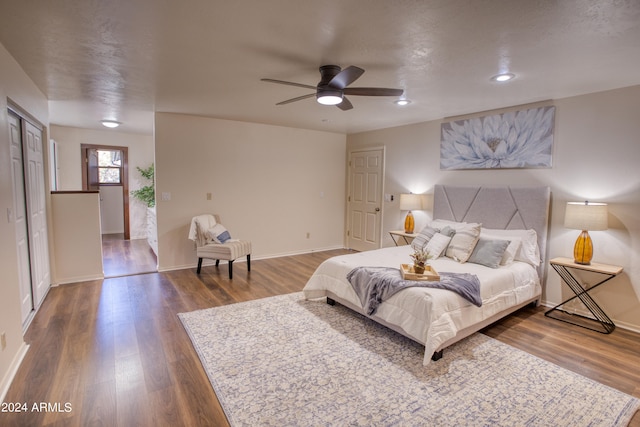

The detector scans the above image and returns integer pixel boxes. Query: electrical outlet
[206,192,212,200]
[1,332,6,351]
[306,232,310,239]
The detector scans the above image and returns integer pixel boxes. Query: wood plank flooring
[2,249,638,426]
[101,233,157,278]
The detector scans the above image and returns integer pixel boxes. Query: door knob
[375,207,380,212]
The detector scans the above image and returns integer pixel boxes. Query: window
[98,149,123,184]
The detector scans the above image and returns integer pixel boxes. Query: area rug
[179,292,640,427]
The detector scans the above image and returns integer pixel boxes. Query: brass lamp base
[404,211,415,234]
[573,230,593,265]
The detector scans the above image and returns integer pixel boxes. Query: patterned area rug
[179,293,639,427]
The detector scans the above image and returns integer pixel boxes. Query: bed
[303,185,551,364]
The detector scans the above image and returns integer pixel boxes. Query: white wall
[99,186,125,234]
[154,113,347,271]
[0,43,49,399]
[50,125,154,239]
[347,85,640,332]
[51,192,104,284]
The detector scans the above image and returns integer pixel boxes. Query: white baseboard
[0,342,29,403]
[53,274,105,286]
[157,246,346,273]
[540,301,640,334]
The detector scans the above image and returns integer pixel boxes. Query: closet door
[24,120,50,306]
[9,113,34,323]
[9,110,51,323]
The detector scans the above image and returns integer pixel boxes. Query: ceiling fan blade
[329,66,364,89]
[336,97,353,111]
[343,87,404,96]
[275,93,316,105]
[261,78,316,90]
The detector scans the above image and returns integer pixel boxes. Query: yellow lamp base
[404,211,415,234]
[573,230,593,265]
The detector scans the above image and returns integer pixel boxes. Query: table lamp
[399,193,423,234]
[564,201,608,265]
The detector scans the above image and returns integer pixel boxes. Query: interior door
[9,112,33,324]
[24,120,51,306]
[347,148,384,251]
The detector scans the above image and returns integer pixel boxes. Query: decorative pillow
[480,228,540,266]
[468,238,511,268]
[445,222,482,263]
[439,226,456,237]
[207,223,232,243]
[429,219,466,231]
[411,226,438,250]
[424,232,452,258]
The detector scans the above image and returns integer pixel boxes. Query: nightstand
[545,257,623,334]
[389,230,418,246]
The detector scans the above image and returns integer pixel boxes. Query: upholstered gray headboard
[433,185,551,277]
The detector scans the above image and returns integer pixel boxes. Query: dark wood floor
[102,233,157,278]
[2,249,639,426]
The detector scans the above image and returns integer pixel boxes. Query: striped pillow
[411,226,438,250]
[445,222,481,263]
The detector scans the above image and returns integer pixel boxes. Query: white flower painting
[440,106,555,170]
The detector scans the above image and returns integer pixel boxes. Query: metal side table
[546,257,623,334]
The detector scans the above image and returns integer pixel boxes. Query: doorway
[346,147,385,251]
[81,144,157,277]
[81,144,130,239]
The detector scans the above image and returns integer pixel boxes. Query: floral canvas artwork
[440,106,555,170]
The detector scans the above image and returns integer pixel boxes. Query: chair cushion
[197,240,252,261]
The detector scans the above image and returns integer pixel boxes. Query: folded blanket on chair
[347,267,482,316]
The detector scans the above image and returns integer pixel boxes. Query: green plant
[130,164,155,207]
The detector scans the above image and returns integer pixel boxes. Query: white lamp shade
[400,193,423,211]
[564,202,608,231]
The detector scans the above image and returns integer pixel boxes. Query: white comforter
[303,246,540,364]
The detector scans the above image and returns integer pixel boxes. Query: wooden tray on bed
[400,264,440,281]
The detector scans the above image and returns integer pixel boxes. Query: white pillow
[480,228,540,266]
[424,232,452,258]
[429,219,472,232]
[206,223,231,243]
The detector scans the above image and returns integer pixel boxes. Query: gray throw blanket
[347,267,482,316]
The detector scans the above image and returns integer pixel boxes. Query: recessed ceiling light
[394,99,411,106]
[491,73,515,82]
[101,120,121,128]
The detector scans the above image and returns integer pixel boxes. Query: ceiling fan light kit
[262,65,403,111]
[317,88,343,105]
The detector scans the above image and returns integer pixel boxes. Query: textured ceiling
[0,0,639,135]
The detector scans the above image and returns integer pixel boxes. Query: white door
[24,120,51,306]
[347,148,384,251]
[9,111,51,323]
[9,113,33,323]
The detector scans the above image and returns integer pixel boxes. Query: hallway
[101,234,157,277]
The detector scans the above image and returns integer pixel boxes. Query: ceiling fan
[261,65,404,111]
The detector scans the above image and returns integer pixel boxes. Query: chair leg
[228,260,233,279]
[247,254,251,271]
[215,259,220,267]
[197,258,203,274]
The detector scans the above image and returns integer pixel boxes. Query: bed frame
[328,185,551,360]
